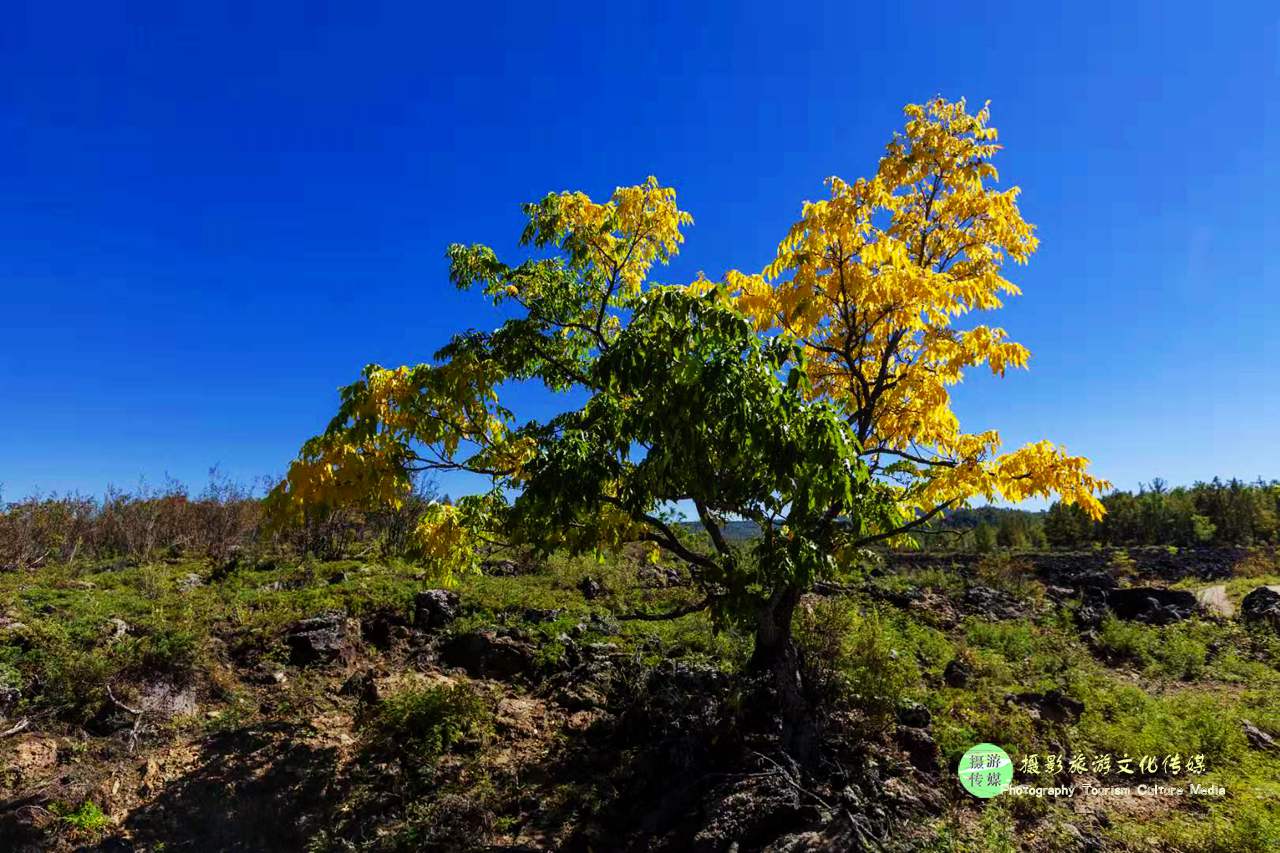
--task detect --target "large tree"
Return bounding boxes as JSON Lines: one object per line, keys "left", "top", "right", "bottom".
{"left": 269, "top": 97, "right": 1106, "bottom": 726}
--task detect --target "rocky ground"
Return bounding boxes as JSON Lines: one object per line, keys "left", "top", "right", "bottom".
{"left": 2, "top": 545, "right": 1279, "bottom": 851}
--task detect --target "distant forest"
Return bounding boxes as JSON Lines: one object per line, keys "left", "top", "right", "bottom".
{"left": 2, "top": 476, "right": 1277, "bottom": 571}
{"left": 931, "top": 478, "right": 1280, "bottom": 551}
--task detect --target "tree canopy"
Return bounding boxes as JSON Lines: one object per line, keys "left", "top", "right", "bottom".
{"left": 268, "top": 97, "right": 1107, "bottom": 657}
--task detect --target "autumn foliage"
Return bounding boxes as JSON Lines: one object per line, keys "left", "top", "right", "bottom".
{"left": 269, "top": 97, "right": 1108, "bottom": 664}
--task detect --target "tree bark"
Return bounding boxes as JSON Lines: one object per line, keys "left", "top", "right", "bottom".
{"left": 750, "top": 582, "right": 815, "bottom": 760}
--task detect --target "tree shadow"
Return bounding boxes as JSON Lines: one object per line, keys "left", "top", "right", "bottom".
{"left": 122, "top": 722, "right": 344, "bottom": 851}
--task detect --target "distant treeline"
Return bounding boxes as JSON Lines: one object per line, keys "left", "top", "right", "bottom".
{"left": 931, "top": 478, "right": 1279, "bottom": 551}
{"left": 0, "top": 471, "right": 441, "bottom": 570}
{"left": 4, "top": 474, "right": 1276, "bottom": 569}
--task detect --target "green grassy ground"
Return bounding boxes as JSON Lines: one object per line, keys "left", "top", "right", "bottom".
{"left": 2, "top": 547, "right": 1278, "bottom": 851}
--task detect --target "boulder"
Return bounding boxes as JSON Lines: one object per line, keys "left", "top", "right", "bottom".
{"left": 1241, "top": 586, "right": 1280, "bottom": 630}
{"left": 1195, "top": 585, "right": 1234, "bottom": 618}
{"left": 441, "top": 630, "right": 537, "bottom": 680}
{"left": 285, "top": 612, "right": 358, "bottom": 666}
{"left": 0, "top": 682, "right": 19, "bottom": 716}
{"left": 1106, "top": 586, "right": 1197, "bottom": 624}
{"left": 1009, "top": 689, "right": 1084, "bottom": 724}
{"left": 943, "top": 658, "right": 972, "bottom": 688}
{"left": 360, "top": 608, "right": 412, "bottom": 650}
{"left": 1242, "top": 719, "right": 1278, "bottom": 752}
{"left": 175, "top": 573, "right": 204, "bottom": 592}
{"left": 414, "top": 589, "right": 460, "bottom": 631}
{"left": 962, "top": 585, "right": 1025, "bottom": 620}
{"left": 577, "top": 576, "right": 605, "bottom": 601}
{"left": 895, "top": 700, "right": 931, "bottom": 729}
{"left": 636, "top": 565, "right": 683, "bottom": 588}
{"left": 895, "top": 724, "right": 940, "bottom": 772}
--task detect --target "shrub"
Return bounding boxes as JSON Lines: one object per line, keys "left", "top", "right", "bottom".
{"left": 366, "top": 681, "right": 493, "bottom": 767}
{"left": 58, "top": 801, "right": 110, "bottom": 834}
{"left": 795, "top": 598, "right": 917, "bottom": 724}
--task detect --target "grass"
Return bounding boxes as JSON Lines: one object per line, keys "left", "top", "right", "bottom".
{"left": 5, "top": 546, "right": 1280, "bottom": 852}
{"left": 365, "top": 680, "right": 494, "bottom": 767}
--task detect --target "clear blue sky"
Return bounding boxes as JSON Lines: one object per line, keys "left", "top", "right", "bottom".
{"left": 2, "top": 1, "right": 1277, "bottom": 505}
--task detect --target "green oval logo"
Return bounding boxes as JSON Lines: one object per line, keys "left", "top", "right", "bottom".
{"left": 958, "top": 743, "right": 1013, "bottom": 798}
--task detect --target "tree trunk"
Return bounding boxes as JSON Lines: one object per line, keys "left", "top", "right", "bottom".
{"left": 750, "top": 583, "right": 815, "bottom": 759}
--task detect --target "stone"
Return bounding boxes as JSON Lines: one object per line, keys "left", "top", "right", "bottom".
{"left": 0, "top": 682, "right": 19, "bottom": 716}
{"left": 1009, "top": 689, "right": 1084, "bottom": 724}
{"left": 895, "top": 700, "right": 931, "bottom": 729}
{"left": 1242, "top": 719, "right": 1279, "bottom": 752}
{"left": 175, "top": 572, "right": 204, "bottom": 592}
{"left": 285, "top": 612, "right": 358, "bottom": 666}
{"left": 895, "top": 725, "right": 940, "bottom": 772}
{"left": 1106, "top": 586, "right": 1197, "bottom": 624}
{"left": 636, "top": 565, "right": 683, "bottom": 588}
{"left": 943, "top": 658, "right": 972, "bottom": 688}
{"left": 1240, "top": 586, "right": 1280, "bottom": 630}
{"left": 480, "top": 558, "right": 523, "bottom": 576}
{"left": 577, "top": 576, "right": 605, "bottom": 600}
{"left": 1195, "top": 584, "right": 1234, "bottom": 618}
{"left": 414, "top": 589, "right": 460, "bottom": 630}
{"left": 360, "top": 609, "right": 412, "bottom": 650}
{"left": 440, "top": 630, "right": 537, "bottom": 680}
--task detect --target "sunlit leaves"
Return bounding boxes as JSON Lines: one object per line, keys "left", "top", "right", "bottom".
{"left": 273, "top": 102, "right": 1107, "bottom": 601}
{"left": 708, "top": 96, "right": 1107, "bottom": 521}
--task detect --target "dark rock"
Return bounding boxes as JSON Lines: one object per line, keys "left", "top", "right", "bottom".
{"left": 1071, "top": 570, "right": 1118, "bottom": 590}
{"left": 360, "top": 609, "right": 412, "bottom": 650}
{"left": 895, "top": 725, "right": 940, "bottom": 772}
{"left": 414, "top": 589, "right": 460, "bottom": 631}
{"left": 578, "top": 576, "right": 605, "bottom": 600}
{"left": 519, "top": 607, "right": 563, "bottom": 624}
{"left": 1009, "top": 689, "right": 1085, "bottom": 724}
{"left": 943, "top": 658, "right": 972, "bottom": 688}
{"left": 962, "top": 585, "right": 1025, "bottom": 619}
{"left": 636, "top": 565, "right": 684, "bottom": 588}
{"left": 326, "top": 571, "right": 348, "bottom": 585}
{"left": 552, "top": 683, "right": 607, "bottom": 711}
{"left": 441, "top": 630, "right": 537, "bottom": 680}
{"left": 692, "top": 763, "right": 807, "bottom": 850}
{"left": 0, "top": 682, "right": 19, "bottom": 715}
{"left": 1241, "top": 586, "right": 1280, "bottom": 630}
{"left": 895, "top": 700, "right": 931, "bottom": 729}
{"left": 1107, "top": 586, "right": 1197, "bottom": 624}
{"left": 339, "top": 670, "right": 381, "bottom": 705}
{"left": 481, "top": 558, "right": 524, "bottom": 576}
{"left": 285, "top": 612, "right": 358, "bottom": 666}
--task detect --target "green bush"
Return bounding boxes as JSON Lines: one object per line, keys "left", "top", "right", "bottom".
{"left": 366, "top": 681, "right": 494, "bottom": 767}
{"left": 795, "top": 599, "right": 918, "bottom": 724}
{"left": 58, "top": 801, "right": 110, "bottom": 834}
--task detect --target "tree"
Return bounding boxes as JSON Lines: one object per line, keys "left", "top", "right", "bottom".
{"left": 268, "top": 98, "right": 1107, "bottom": 740}
{"left": 1044, "top": 500, "right": 1092, "bottom": 549}
{"left": 972, "top": 521, "right": 997, "bottom": 553}
{"left": 996, "top": 513, "right": 1029, "bottom": 549}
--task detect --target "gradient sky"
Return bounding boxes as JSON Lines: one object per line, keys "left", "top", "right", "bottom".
{"left": 2, "top": 1, "right": 1277, "bottom": 505}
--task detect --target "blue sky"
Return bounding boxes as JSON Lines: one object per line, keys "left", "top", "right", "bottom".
{"left": 1, "top": 1, "right": 1277, "bottom": 505}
